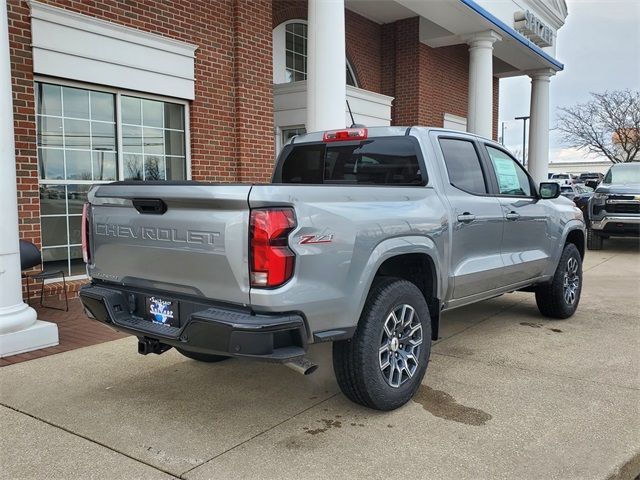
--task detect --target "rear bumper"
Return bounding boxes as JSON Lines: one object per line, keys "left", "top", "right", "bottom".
{"left": 590, "top": 216, "right": 640, "bottom": 235}
{"left": 79, "top": 284, "right": 308, "bottom": 361}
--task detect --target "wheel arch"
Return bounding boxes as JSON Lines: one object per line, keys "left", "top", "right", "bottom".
{"left": 357, "top": 238, "right": 442, "bottom": 341}
{"left": 565, "top": 228, "right": 585, "bottom": 259}
{"left": 544, "top": 222, "right": 586, "bottom": 278}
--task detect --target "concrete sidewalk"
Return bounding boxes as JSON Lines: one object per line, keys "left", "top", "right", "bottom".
{"left": 1, "top": 239, "right": 639, "bottom": 480}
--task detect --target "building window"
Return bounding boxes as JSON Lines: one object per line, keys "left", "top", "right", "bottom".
{"left": 121, "top": 95, "right": 186, "bottom": 181}
{"left": 346, "top": 63, "right": 357, "bottom": 88}
{"left": 285, "top": 22, "right": 307, "bottom": 82}
{"left": 273, "top": 20, "right": 357, "bottom": 86}
{"left": 282, "top": 126, "right": 307, "bottom": 146}
{"left": 36, "top": 81, "right": 188, "bottom": 277}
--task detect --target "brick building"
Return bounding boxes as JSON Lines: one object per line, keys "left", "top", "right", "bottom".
{"left": 1, "top": 0, "right": 567, "bottom": 355}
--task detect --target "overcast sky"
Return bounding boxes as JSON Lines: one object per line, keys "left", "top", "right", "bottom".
{"left": 498, "top": 0, "right": 640, "bottom": 163}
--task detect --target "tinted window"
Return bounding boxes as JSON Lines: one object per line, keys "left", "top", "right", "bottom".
{"left": 439, "top": 138, "right": 487, "bottom": 194}
{"left": 281, "top": 144, "right": 324, "bottom": 183}
{"left": 280, "top": 138, "right": 423, "bottom": 185}
{"left": 603, "top": 164, "right": 640, "bottom": 184}
{"left": 486, "top": 146, "right": 532, "bottom": 196}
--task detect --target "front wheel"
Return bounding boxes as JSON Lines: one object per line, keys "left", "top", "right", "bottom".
{"left": 333, "top": 278, "right": 432, "bottom": 411}
{"left": 535, "top": 243, "right": 583, "bottom": 319}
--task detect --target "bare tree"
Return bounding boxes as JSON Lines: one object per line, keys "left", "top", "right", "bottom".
{"left": 511, "top": 148, "right": 524, "bottom": 164}
{"left": 145, "top": 156, "right": 161, "bottom": 181}
{"left": 125, "top": 155, "right": 143, "bottom": 181}
{"left": 556, "top": 89, "right": 640, "bottom": 163}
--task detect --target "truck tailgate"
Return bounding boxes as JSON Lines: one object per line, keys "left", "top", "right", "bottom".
{"left": 87, "top": 183, "right": 251, "bottom": 305}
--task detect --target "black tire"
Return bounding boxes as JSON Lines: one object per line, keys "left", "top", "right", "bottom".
{"left": 333, "top": 278, "right": 432, "bottom": 411}
{"left": 535, "top": 243, "right": 582, "bottom": 319}
{"left": 587, "top": 228, "right": 603, "bottom": 250}
{"left": 175, "top": 348, "right": 229, "bottom": 363}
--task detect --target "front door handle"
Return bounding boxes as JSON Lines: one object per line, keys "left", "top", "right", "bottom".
{"left": 457, "top": 212, "right": 476, "bottom": 223}
{"left": 505, "top": 211, "right": 520, "bottom": 221}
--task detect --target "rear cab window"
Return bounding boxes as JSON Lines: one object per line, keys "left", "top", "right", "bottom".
{"left": 274, "top": 137, "right": 425, "bottom": 186}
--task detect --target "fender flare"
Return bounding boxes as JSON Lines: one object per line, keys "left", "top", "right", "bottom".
{"left": 547, "top": 220, "right": 586, "bottom": 276}
{"left": 353, "top": 235, "right": 443, "bottom": 340}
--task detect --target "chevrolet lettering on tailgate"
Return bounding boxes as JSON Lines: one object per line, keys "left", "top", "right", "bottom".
{"left": 95, "top": 223, "right": 219, "bottom": 246}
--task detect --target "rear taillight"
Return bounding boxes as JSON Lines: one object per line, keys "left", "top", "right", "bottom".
{"left": 81, "top": 202, "right": 90, "bottom": 264}
{"left": 250, "top": 208, "right": 296, "bottom": 288}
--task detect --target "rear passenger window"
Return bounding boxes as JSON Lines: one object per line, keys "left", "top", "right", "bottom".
{"left": 439, "top": 138, "right": 487, "bottom": 195}
{"left": 279, "top": 137, "right": 424, "bottom": 185}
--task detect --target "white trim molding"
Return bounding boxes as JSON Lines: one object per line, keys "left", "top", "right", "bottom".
{"left": 274, "top": 81, "right": 393, "bottom": 144}
{"left": 525, "top": 0, "right": 568, "bottom": 30}
{"left": 443, "top": 113, "right": 468, "bottom": 132}
{"left": 29, "top": 1, "right": 198, "bottom": 100}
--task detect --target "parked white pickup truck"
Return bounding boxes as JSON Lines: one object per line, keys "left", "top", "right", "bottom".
{"left": 80, "top": 126, "right": 586, "bottom": 410}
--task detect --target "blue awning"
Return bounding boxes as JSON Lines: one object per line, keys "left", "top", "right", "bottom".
{"left": 459, "top": 0, "right": 563, "bottom": 71}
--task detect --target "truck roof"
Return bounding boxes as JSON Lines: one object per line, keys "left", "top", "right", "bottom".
{"left": 288, "top": 126, "right": 489, "bottom": 145}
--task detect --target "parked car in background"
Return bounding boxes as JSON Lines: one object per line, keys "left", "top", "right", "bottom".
{"left": 572, "top": 186, "right": 595, "bottom": 223}
{"left": 550, "top": 173, "right": 574, "bottom": 185}
{"left": 587, "top": 162, "right": 640, "bottom": 250}
{"left": 560, "top": 184, "right": 593, "bottom": 201}
{"left": 579, "top": 172, "right": 604, "bottom": 189}
{"left": 78, "top": 126, "right": 586, "bottom": 411}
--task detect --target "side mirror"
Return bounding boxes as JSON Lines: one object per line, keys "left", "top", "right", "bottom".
{"left": 539, "top": 182, "right": 560, "bottom": 199}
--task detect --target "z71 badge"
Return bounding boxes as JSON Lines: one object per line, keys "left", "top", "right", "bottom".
{"left": 299, "top": 233, "right": 334, "bottom": 245}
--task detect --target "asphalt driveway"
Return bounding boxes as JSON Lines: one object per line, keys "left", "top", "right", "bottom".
{"left": 1, "top": 239, "right": 639, "bottom": 480}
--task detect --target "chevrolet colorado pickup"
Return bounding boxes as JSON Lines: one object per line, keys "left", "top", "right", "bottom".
{"left": 586, "top": 162, "right": 640, "bottom": 250}
{"left": 79, "top": 126, "right": 586, "bottom": 411}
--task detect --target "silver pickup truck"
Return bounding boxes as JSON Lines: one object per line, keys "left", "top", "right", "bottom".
{"left": 79, "top": 126, "right": 586, "bottom": 411}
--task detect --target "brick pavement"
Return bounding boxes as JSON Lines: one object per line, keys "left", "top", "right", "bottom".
{"left": 0, "top": 298, "right": 127, "bottom": 367}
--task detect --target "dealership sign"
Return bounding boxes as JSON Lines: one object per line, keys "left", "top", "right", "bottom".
{"left": 514, "top": 10, "right": 553, "bottom": 48}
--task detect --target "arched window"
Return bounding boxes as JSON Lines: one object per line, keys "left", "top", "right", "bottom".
{"left": 273, "top": 19, "right": 357, "bottom": 87}
{"left": 346, "top": 62, "right": 357, "bottom": 88}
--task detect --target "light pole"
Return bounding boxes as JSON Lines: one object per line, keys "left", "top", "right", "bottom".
{"left": 515, "top": 115, "right": 530, "bottom": 166}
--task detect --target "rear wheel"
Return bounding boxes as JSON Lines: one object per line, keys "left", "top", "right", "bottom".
{"left": 535, "top": 243, "right": 582, "bottom": 319}
{"left": 333, "top": 278, "right": 432, "bottom": 411}
{"left": 587, "top": 228, "right": 603, "bottom": 250}
{"left": 176, "top": 348, "right": 229, "bottom": 363}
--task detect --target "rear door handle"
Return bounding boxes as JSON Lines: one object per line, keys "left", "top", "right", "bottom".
{"left": 505, "top": 211, "right": 520, "bottom": 221}
{"left": 457, "top": 212, "right": 476, "bottom": 223}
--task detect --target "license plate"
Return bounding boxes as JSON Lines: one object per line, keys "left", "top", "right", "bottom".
{"left": 145, "top": 296, "right": 180, "bottom": 327}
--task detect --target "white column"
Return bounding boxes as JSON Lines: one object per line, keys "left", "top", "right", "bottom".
{"left": 466, "top": 31, "right": 501, "bottom": 139}
{"left": 306, "top": 0, "right": 346, "bottom": 132}
{"left": 0, "top": 0, "right": 58, "bottom": 357}
{"left": 527, "top": 69, "right": 555, "bottom": 186}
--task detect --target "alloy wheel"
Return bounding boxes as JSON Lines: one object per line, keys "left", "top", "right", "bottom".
{"left": 563, "top": 256, "right": 580, "bottom": 305}
{"left": 378, "top": 304, "right": 423, "bottom": 388}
